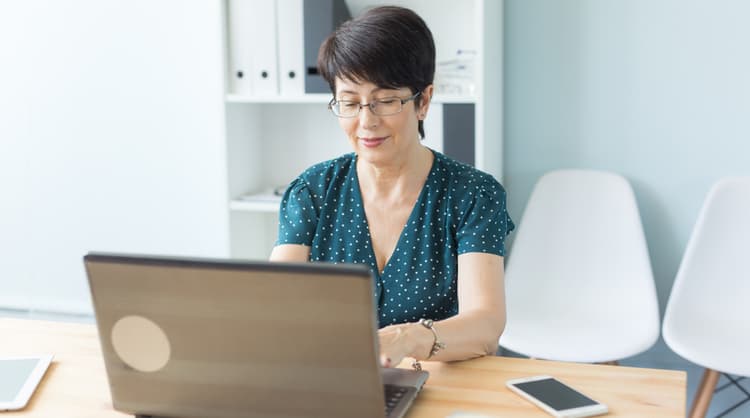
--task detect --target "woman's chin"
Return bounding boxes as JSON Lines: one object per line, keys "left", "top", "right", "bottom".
{"left": 357, "top": 150, "right": 388, "bottom": 166}
{"left": 355, "top": 143, "right": 393, "bottom": 164}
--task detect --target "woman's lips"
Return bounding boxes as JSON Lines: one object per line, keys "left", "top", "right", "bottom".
{"left": 359, "top": 136, "right": 388, "bottom": 148}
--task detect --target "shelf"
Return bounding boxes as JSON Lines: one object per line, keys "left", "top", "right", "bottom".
{"left": 225, "top": 93, "right": 476, "bottom": 104}
{"left": 230, "top": 189, "right": 282, "bottom": 213}
{"left": 226, "top": 94, "right": 331, "bottom": 104}
{"left": 433, "top": 95, "right": 477, "bottom": 104}
{"left": 230, "top": 198, "right": 280, "bottom": 213}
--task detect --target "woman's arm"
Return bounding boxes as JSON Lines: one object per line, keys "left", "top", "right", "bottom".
{"left": 269, "top": 244, "right": 311, "bottom": 262}
{"left": 378, "top": 252, "right": 506, "bottom": 366}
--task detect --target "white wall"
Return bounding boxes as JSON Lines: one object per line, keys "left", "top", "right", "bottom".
{"left": 503, "top": 0, "right": 750, "bottom": 311}
{"left": 0, "top": 1, "right": 229, "bottom": 314}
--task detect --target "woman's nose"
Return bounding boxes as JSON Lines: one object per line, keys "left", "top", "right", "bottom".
{"left": 358, "top": 104, "right": 379, "bottom": 128}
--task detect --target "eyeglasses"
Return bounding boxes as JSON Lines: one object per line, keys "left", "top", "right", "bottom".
{"left": 328, "top": 91, "right": 421, "bottom": 118}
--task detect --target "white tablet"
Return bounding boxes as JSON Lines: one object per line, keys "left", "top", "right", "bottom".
{"left": 0, "top": 355, "right": 54, "bottom": 411}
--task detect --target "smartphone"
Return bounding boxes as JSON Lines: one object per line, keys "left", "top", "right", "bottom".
{"left": 0, "top": 355, "right": 54, "bottom": 411}
{"left": 506, "top": 375, "right": 608, "bottom": 418}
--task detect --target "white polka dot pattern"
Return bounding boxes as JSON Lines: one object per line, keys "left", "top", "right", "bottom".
{"left": 276, "top": 149, "right": 514, "bottom": 327}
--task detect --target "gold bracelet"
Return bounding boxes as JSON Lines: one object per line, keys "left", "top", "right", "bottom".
{"left": 411, "top": 318, "right": 446, "bottom": 371}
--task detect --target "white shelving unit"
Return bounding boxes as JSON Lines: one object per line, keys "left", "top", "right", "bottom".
{"left": 226, "top": 94, "right": 331, "bottom": 104}
{"left": 222, "top": 0, "right": 503, "bottom": 259}
{"left": 226, "top": 93, "right": 478, "bottom": 105}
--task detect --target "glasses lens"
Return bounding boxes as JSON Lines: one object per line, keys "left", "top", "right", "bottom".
{"left": 371, "top": 98, "right": 403, "bottom": 116}
{"left": 333, "top": 101, "right": 359, "bottom": 117}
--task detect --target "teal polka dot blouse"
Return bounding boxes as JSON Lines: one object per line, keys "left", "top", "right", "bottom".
{"left": 277, "top": 149, "right": 514, "bottom": 328}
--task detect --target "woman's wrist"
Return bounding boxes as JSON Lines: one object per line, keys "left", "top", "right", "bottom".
{"left": 406, "top": 321, "right": 436, "bottom": 360}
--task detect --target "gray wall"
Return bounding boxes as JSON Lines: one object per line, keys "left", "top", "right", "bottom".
{"left": 503, "top": 0, "right": 750, "bottom": 312}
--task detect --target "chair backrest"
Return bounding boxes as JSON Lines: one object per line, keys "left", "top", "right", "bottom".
{"left": 502, "top": 169, "right": 659, "bottom": 361}
{"left": 662, "top": 177, "right": 750, "bottom": 376}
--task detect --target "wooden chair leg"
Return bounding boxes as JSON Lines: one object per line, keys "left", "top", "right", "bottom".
{"left": 689, "top": 368, "right": 720, "bottom": 418}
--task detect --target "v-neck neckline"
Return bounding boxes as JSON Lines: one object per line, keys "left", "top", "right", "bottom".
{"left": 352, "top": 149, "right": 437, "bottom": 278}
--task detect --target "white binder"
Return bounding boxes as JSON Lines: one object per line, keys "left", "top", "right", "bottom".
{"left": 250, "top": 0, "right": 279, "bottom": 96}
{"left": 227, "top": 0, "right": 255, "bottom": 95}
{"left": 277, "top": 0, "right": 305, "bottom": 96}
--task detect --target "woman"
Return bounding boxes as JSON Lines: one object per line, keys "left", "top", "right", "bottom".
{"left": 270, "top": 6, "right": 514, "bottom": 369}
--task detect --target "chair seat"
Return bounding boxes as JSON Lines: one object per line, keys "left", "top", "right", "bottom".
{"left": 501, "top": 318, "right": 658, "bottom": 363}
{"left": 664, "top": 314, "right": 750, "bottom": 377}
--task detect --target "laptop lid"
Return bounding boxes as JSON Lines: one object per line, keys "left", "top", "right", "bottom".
{"left": 85, "top": 252, "right": 399, "bottom": 418}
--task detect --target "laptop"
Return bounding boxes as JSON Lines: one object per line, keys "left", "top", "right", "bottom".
{"left": 84, "top": 252, "right": 429, "bottom": 418}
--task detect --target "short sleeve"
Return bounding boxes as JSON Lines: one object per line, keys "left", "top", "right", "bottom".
{"left": 276, "top": 178, "right": 319, "bottom": 246}
{"left": 456, "top": 182, "right": 515, "bottom": 256}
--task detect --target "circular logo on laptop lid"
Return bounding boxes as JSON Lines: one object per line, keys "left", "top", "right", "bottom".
{"left": 111, "top": 315, "right": 171, "bottom": 372}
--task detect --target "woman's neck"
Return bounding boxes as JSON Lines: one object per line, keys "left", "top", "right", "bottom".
{"left": 357, "top": 144, "right": 433, "bottom": 202}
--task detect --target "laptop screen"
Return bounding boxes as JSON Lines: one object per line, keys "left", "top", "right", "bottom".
{"left": 85, "top": 253, "right": 387, "bottom": 418}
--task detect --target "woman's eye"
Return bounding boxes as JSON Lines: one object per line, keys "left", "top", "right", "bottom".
{"left": 377, "top": 99, "right": 397, "bottom": 105}
{"left": 341, "top": 102, "right": 358, "bottom": 108}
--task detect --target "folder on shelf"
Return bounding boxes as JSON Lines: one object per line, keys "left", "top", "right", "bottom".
{"left": 442, "top": 103, "right": 475, "bottom": 166}
{"left": 250, "top": 0, "right": 279, "bottom": 96}
{"left": 303, "top": 0, "right": 351, "bottom": 93}
{"left": 421, "top": 103, "right": 476, "bottom": 165}
{"left": 277, "top": 0, "right": 305, "bottom": 96}
{"left": 226, "top": 0, "right": 255, "bottom": 95}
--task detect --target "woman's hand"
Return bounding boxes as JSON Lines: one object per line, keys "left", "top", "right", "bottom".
{"left": 378, "top": 324, "right": 412, "bottom": 368}
{"left": 378, "top": 323, "right": 430, "bottom": 368}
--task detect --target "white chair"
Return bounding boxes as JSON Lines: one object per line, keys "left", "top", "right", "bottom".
{"left": 499, "top": 169, "right": 660, "bottom": 363}
{"left": 662, "top": 177, "right": 750, "bottom": 418}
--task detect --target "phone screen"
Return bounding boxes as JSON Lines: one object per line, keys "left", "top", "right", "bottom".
{"left": 513, "top": 378, "right": 598, "bottom": 411}
{"left": 0, "top": 359, "right": 41, "bottom": 403}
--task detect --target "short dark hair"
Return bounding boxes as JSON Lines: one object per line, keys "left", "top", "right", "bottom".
{"left": 318, "top": 6, "right": 435, "bottom": 138}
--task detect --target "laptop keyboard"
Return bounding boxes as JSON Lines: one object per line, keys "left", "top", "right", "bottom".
{"left": 384, "top": 384, "right": 409, "bottom": 416}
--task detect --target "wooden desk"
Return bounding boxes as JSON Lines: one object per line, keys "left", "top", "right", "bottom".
{"left": 2, "top": 318, "right": 685, "bottom": 417}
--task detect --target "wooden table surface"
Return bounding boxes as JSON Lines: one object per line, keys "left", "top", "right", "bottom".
{"left": 1, "top": 318, "right": 685, "bottom": 417}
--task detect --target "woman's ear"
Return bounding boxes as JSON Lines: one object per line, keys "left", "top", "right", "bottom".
{"left": 418, "top": 84, "right": 434, "bottom": 120}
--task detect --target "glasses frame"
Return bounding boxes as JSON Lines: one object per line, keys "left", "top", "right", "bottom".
{"left": 328, "top": 91, "right": 422, "bottom": 118}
